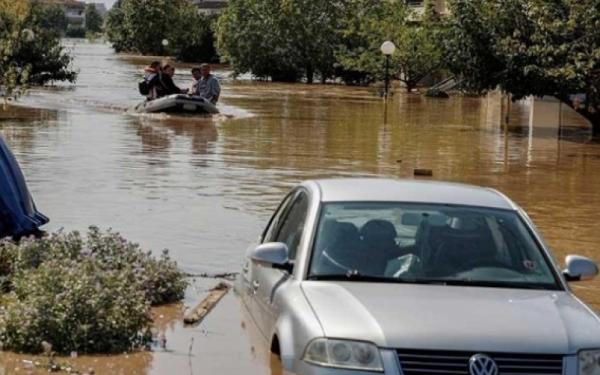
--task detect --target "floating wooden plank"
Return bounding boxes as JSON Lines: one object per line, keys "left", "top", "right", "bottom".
{"left": 183, "top": 282, "right": 231, "bottom": 325}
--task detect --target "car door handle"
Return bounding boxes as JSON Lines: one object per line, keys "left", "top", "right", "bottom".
{"left": 252, "top": 280, "right": 260, "bottom": 293}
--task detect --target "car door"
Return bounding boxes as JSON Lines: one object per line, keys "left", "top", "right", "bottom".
{"left": 252, "top": 189, "right": 310, "bottom": 337}
{"left": 246, "top": 191, "right": 295, "bottom": 333}
{"left": 241, "top": 193, "right": 293, "bottom": 301}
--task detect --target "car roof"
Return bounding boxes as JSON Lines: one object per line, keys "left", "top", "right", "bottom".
{"left": 309, "top": 179, "right": 517, "bottom": 210}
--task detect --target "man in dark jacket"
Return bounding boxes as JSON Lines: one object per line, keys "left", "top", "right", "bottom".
{"left": 156, "top": 64, "right": 184, "bottom": 98}
{"left": 146, "top": 64, "right": 184, "bottom": 100}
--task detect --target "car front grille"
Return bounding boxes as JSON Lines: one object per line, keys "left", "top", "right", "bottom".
{"left": 397, "top": 349, "right": 564, "bottom": 375}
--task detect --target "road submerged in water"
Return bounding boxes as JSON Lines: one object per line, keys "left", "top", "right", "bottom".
{"left": 1, "top": 39, "right": 600, "bottom": 374}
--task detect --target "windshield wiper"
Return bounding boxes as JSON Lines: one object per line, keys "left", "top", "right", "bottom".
{"left": 415, "top": 278, "right": 558, "bottom": 290}
{"left": 308, "top": 273, "right": 396, "bottom": 282}
{"left": 308, "top": 272, "right": 445, "bottom": 284}
{"left": 308, "top": 274, "right": 557, "bottom": 290}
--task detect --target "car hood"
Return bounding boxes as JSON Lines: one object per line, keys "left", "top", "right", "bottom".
{"left": 301, "top": 281, "right": 600, "bottom": 353}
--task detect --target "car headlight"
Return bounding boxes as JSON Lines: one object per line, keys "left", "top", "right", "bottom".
{"left": 580, "top": 350, "right": 600, "bottom": 375}
{"left": 303, "top": 338, "right": 384, "bottom": 372}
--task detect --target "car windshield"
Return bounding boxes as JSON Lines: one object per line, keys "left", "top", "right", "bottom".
{"left": 308, "top": 202, "right": 560, "bottom": 290}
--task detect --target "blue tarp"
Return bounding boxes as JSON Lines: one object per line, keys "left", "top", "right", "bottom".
{"left": 0, "top": 135, "right": 48, "bottom": 239}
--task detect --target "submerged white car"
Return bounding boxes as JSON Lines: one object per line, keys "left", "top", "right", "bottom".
{"left": 238, "top": 179, "right": 600, "bottom": 375}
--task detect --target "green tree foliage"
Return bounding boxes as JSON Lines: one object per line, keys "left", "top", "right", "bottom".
{"left": 216, "top": 0, "right": 341, "bottom": 82}
{"left": 335, "top": 0, "right": 444, "bottom": 91}
{"left": 169, "top": 12, "right": 218, "bottom": 63}
{"left": 0, "top": 0, "right": 77, "bottom": 99}
{"left": 32, "top": 3, "right": 68, "bottom": 34}
{"left": 217, "top": 0, "right": 444, "bottom": 87}
{"left": 105, "top": 0, "right": 130, "bottom": 52}
{"left": 85, "top": 3, "right": 103, "bottom": 34}
{"left": 444, "top": 0, "right": 600, "bottom": 134}
{"left": 106, "top": 0, "right": 217, "bottom": 62}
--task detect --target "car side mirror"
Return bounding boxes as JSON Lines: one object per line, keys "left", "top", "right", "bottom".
{"left": 563, "top": 255, "right": 598, "bottom": 282}
{"left": 250, "top": 242, "right": 292, "bottom": 272}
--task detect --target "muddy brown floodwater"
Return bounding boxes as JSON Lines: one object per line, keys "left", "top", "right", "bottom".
{"left": 1, "top": 40, "right": 600, "bottom": 374}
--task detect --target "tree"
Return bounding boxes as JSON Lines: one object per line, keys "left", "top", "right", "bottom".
{"left": 165, "top": 8, "right": 218, "bottom": 63}
{"left": 216, "top": 0, "right": 341, "bottom": 83}
{"left": 33, "top": 3, "right": 68, "bottom": 35}
{"left": 85, "top": 3, "right": 103, "bottom": 34}
{"left": 1, "top": 0, "right": 77, "bottom": 99}
{"left": 444, "top": 0, "right": 600, "bottom": 135}
{"left": 105, "top": 0, "right": 132, "bottom": 52}
{"left": 335, "top": 0, "right": 444, "bottom": 91}
{"left": 106, "top": 0, "right": 217, "bottom": 62}
{"left": 0, "top": 0, "right": 31, "bottom": 98}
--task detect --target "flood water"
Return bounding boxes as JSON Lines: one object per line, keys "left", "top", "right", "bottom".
{"left": 1, "top": 40, "right": 600, "bottom": 374}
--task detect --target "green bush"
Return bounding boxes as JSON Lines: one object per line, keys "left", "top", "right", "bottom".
{"left": 1, "top": 259, "right": 152, "bottom": 354}
{"left": 0, "top": 228, "right": 187, "bottom": 305}
{"left": 84, "top": 227, "right": 188, "bottom": 305}
{"left": 0, "top": 228, "right": 188, "bottom": 354}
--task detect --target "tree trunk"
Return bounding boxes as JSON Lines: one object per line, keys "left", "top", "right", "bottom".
{"left": 556, "top": 95, "right": 600, "bottom": 137}
{"left": 591, "top": 114, "right": 600, "bottom": 137}
{"left": 575, "top": 109, "right": 600, "bottom": 137}
{"left": 306, "top": 66, "right": 314, "bottom": 84}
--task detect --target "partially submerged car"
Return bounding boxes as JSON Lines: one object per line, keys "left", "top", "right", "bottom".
{"left": 238, "top": 179, "right": 600, "bottom": 375}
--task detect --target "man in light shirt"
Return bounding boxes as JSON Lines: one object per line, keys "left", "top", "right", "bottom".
{"left": 194, "top": 63, "right": 221, "bottom": 105}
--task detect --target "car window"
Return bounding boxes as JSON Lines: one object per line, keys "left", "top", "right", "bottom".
{"left": 273, "top": 192, "right": 309, "bottom": 260}
{"left": 309, "top": 202, "right": 560, "bottom": 290}
{"left": 262, "top": 193, "right": 294, "bottom": 243}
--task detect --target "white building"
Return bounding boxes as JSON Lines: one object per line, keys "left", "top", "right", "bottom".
{"left": 407, "top": 0, "right": 447, "bottom": 15}
{"left": 189, "top": 0, "right": 229, "bottom": 15}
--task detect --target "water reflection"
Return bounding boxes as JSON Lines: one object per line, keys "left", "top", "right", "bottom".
{"left": 129, "top": 116, "right": 218, "bottom": 161}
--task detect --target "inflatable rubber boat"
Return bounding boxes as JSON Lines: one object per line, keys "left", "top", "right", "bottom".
{"left": 0, "top": 136, "right": 48, "bottom": 239}
{"left": 134, "top": 94, "right": 219, "bottom": 115}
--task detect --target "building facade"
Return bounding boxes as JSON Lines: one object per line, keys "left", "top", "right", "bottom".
{"left": 407, "top": 0, "right": 448, "bottom": 14}
{"left": 189, "top": 0, "right": 229, "bottom": 15}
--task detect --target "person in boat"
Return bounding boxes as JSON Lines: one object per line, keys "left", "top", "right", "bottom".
{"left": 194, "top": 63, "right": 221, "bottom": 104}
{"left": 189, "top": 67, "right": 202, "bottom": 95}
{"left": 154, "top": 64, "right": 184, "bottom": 99}
{"left": 140, "top": 61, "right": 161, "bottom": 100}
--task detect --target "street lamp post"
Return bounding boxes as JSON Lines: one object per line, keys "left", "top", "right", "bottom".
{"left": 380, "top": 41, "right": 396, "bottom": 99}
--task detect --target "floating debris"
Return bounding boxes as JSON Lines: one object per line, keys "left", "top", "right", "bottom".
{"left": 414, "top": 168, "right": 433, "bottom": 177}
{"left": 183, "top": 282, "right": 231, "bottom": 325}
{"left": 185, "top": 272, "right": 239, "bottom": 281}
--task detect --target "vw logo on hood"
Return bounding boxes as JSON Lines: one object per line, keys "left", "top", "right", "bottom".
{"left": 469, "top": 354, "right": 499, "bottom": 375}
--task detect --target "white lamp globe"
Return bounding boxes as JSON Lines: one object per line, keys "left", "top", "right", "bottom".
{"left": 380, "top": 41, "right": 396, "bottom": 56}
{"left": 161, "top": 39, "right": 169, "bottom": 47}
{"left": 22, "top": 29, "right": 35, "bottom": 42}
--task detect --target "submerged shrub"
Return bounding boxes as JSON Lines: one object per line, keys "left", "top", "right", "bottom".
{"left": 85, "top": 227, "right": 188, "bottom": 305}
{"left": 1, "top": 259, "right": 152, "bottom": 354}
{"left": 0, "top": 227, "right": 188, "bottom": 354}
{"left": 0, "top": 227, "right": 187, "bottom": 305}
